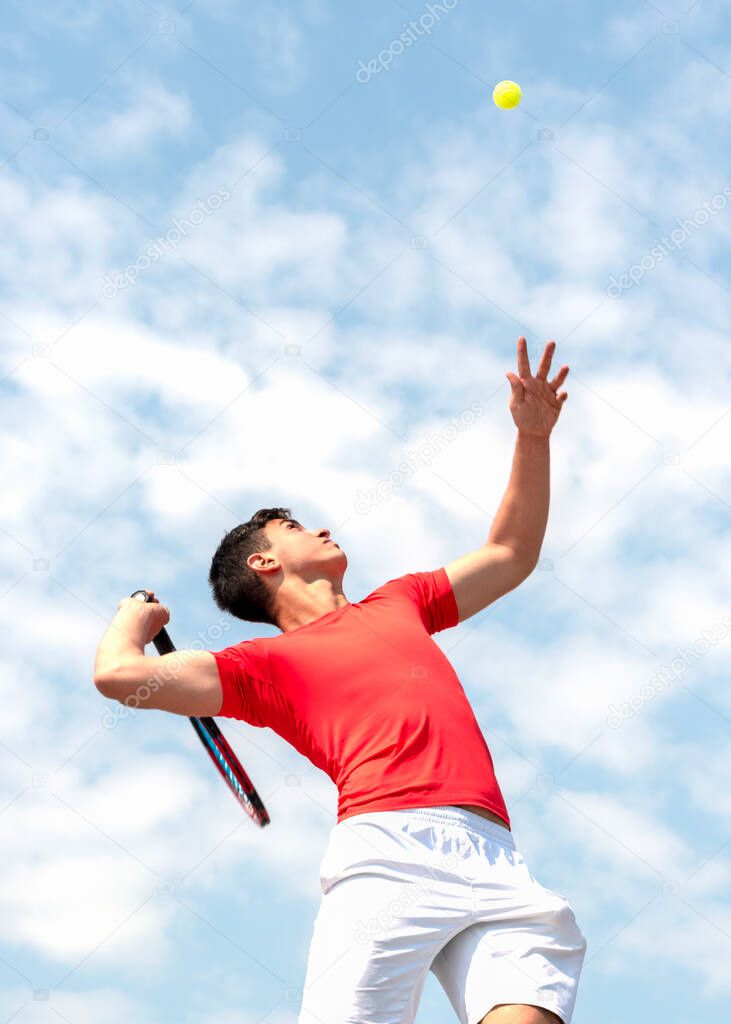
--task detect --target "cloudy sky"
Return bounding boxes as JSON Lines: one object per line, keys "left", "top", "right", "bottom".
{"left": 1, "top": 0, "right": 730, "bottom": 1021}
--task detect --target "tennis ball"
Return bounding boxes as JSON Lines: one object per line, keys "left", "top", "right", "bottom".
{"left": 493, "top": 80, "right": 522, "bottom": 109}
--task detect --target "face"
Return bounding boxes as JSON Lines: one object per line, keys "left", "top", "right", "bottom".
{"left": 249, "top": 518, "right": 348, "bottom": 582}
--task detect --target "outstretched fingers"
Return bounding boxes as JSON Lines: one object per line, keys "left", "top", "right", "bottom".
{"left": 511, "top": 337, "right": 569, "bottom": 410}
{"left": 516, "top": 336, "right": 532, "bottom": 379}
{"left": 506, "top": 370, "right": 525, "bottom": 401}
{"left": 549, "top": 364, "right": 570, "bottom": 391}
{"left": 535, "top": 339, "right": 556, "bottom": 380}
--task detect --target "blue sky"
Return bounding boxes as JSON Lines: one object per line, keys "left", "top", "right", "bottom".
{"left": 1, "top": 1, "right": 730, "bottom": 1022}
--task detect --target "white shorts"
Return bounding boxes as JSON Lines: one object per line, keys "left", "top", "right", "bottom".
{"left": 299, "top": 805, "right": 587, "bottom": 1024}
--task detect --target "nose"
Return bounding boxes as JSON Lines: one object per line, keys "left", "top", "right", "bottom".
{"left": 317, "top": 528, "right": 331, "bottom": 540}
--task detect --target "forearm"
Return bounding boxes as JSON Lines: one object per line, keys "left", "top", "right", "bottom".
{"left": 93, "top": 608, "right": 148, "bottom": 681}
{"left": 487, "top": 431, "right": 550, "bottom": 567}
{"left": 93, "top": 596, "right": 186, "bottom": 707}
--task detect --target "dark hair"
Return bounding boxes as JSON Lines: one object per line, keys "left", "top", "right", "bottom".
{"left": 208, "top": 507, "right": 293, "bottom": 625}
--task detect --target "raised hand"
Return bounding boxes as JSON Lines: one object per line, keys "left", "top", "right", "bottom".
{"left": 505, "top": 337, "right": 569, "bottom": 439}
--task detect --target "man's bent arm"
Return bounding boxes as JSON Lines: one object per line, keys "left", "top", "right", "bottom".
{"left": 93, "top": 599, "right": 223, "bottom": 716}
{"left": 93, "top": 597, "right": 150, "bottom": 683}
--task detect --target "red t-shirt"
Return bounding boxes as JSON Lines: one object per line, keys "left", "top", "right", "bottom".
{"left": 211, "top": 567, "right": 510, "bottom": 827}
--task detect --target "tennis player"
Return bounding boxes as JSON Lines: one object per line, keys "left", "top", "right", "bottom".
{"left": 94, "top": 337, "right": 585, "bottom": 1024}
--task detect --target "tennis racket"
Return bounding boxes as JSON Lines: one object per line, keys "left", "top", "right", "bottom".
{"left": 130, "top": 589, "right": 270, "bottom": 827}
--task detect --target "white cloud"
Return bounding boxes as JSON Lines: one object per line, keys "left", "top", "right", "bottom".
{"left": 2, "top": 987, "right": 156, "bottom": 1024}
{"left": 88, "top": 79, "right": 192, "bottom": 157}
{"left": 682, "top": 741, "right": 731, "bottom": 821}
{"left": 251, "top": 9, "right": 306, "bottom": 94}
{"left": 15, "top": 0, "right": 107, "bottom": 33}
{"left": 596, "top": 889, "right": 731, "bottom": 999}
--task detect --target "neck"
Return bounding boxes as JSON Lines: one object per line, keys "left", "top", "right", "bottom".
{"left": 274, "top": 577, "right": 349, "bottom": 633}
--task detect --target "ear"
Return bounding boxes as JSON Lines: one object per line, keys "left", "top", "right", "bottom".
{"left": 247, "top": 551, "right": 280, "bottom": 574}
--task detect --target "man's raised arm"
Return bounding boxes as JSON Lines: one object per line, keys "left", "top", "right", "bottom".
{"left": 93, "top": 593, "right": 223, "bottom": 717}
{"left": 445, "top": 337, "right": 569, "bottom": 624}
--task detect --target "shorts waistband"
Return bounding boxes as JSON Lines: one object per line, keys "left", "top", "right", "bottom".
{"left": 346, "top": 805, "right": 516, "bottom": 849}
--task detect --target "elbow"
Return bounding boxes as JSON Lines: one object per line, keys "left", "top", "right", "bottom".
{"left": 499, "top": 543, "right": 540, "bottom": 581}
{"left": 509, "top": 568, "right": 534, "bottom": 595}
{"left": 511, "top": 557, "right": 538, "bottom": 587}
{"left": 93, "top": 667, "right": 120, "bottom": 700}
{"left": 507, "top": 547, "right": 539, "bottom": 577}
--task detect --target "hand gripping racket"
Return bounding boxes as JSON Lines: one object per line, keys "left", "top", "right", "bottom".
{"left": 130, "top": 590, "right": 270, "bottom": 827}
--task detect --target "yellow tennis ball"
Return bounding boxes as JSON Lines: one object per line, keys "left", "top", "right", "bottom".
{"left": 493, "top": 80, "right": 522, "bottom": 109}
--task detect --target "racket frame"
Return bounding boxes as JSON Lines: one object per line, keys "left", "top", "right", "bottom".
{"left": 129, "top": 589, "right": 270, "bottom": 827}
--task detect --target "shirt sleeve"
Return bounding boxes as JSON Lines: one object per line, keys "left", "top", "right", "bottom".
{"left": 381, "top": 566, "right": 459, "bottom": 634}
{"left": 210, "top": 640, "right": 269, "bottom": 726}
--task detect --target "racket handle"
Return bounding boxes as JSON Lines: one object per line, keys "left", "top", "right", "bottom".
{"left": 130, "top": 589, "right": 175, "bottom": 655}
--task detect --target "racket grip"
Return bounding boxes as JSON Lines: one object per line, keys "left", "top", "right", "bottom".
{"left": 130, "top": 589, "right": 175, "bottom": 656}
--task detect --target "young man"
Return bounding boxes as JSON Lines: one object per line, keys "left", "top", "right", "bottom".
{"left": 94, "top": 338, "right": 585, "bottom": 1024}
